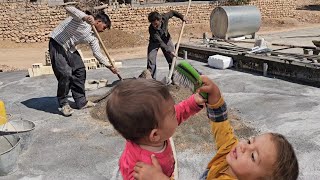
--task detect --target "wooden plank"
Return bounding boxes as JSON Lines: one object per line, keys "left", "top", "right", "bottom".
{"left": 272, "top": 43, "right": 319, "bottom": 50}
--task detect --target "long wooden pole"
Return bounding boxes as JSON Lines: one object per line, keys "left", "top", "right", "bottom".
{"left": 167, "top": 0, "right": 192, "bottom": 81}
{"left": 92, "top": 25, "right": 123, "bottom": 80}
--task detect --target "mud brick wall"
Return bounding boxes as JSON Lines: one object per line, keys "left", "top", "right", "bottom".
{"left": 0, "top": 2, "right": 67, "bottom": 43}
{"left": 106, "top": 0, "right": 297, "bottom": 32}
{"left": 105, "top": 2, "right": 220, "bottom": 32}
{"left": 0, "top": 0, "right": 101, "bottom": 43}
{"left": 0, "top": 0, "right": 297, "bottom": 43}
{"left": 251, "top": 0, "right": 297, "bottom": 18}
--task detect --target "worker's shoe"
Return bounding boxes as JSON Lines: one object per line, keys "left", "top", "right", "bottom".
{"left": 60, "top": 104, "right": 74, "bottom": 117}
{"left": 81, "top": 101, "right": 96, "bottom": 109}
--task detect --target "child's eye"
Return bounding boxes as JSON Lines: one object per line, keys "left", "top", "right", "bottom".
{"left": 251, "top": 153, "right": 255, "bottom": 162}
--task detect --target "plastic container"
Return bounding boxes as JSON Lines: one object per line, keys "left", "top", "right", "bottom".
{"left": 208, "top": 55, "right": 233, "bottom": 69}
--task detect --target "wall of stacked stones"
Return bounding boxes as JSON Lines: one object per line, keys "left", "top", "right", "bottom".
{"left": 0, "top": 2, "right": 66, "bottom": 43}
{"left": 0, "top": 0, "right": 297, "bottom": 43}
{"left": 251, "top": 0, "right": 297, "bottom": 19}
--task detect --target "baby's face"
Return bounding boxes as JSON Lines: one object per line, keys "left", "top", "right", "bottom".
{"left": 157, "top": 98, "right": 177, "bottom": 141}
{"left": 226, "top": 133, "right": 277, "bottom": 179}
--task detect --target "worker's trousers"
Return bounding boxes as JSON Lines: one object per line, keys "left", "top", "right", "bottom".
{"left": 49, "top": 38, "right": 87, "bottom": 109}
{"left": 147, "top": 39, "right": 175, "bottom": 79}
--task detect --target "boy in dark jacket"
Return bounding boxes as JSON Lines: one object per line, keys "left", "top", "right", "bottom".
{"left": 147, "top": 11, "right": 186, "bottom": 79}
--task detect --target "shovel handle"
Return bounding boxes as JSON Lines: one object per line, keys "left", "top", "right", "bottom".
{"left": 167, "top": 0, "right": 192, "bottom": 81}
{"left": 92, "top": 25, "right": 123, "bottom": 80}
{"left": 116, "top": 73, "right": 122, "bottom": 80}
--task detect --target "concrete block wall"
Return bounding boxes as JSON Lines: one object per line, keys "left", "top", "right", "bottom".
{"left": 0, "top": 0, "right": 297, "bottom": 43}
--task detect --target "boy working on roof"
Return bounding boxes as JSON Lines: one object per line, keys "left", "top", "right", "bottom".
{"left": 49, "top": 5, "right": 117, "bottom": 116}
{"left": 147, "top": 11, "right": 186, "bottom": 79}
{"left": 107, "top": 78, "right": 205, "bottom": 179}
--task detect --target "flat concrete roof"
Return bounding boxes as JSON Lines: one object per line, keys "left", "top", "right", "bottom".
{"left": 1, "top": 27, "right": 320, "bottom": 179}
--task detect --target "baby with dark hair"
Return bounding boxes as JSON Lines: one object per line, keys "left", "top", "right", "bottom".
{"left": 107, "top": 78, "right": 205, "bottom": 179}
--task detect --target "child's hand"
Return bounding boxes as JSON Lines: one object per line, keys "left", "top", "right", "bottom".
{"left": 194, "top": 93, "right": 206, "bottom": 106}
{"left": 107, "top": 66, "right": 118, "bottom": 74}
{"left": 133, "top": 155, "right": 169, "bottom": 180}
{"left": 197, "top": 75, "right": 221, "bottom": 105}
{"left": 83, "top": 15, "right": 95, "bottom": 25}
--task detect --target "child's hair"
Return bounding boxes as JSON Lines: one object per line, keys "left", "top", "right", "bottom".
{"left": 95, "top": 11, "right": 111, "bottom": 29}
{"left": 85, "top": 10, "right": 93, "bottom": 16}
{"left": 85, "top": 10, "right": 111, "bottom": 29}
{"left": 270, "top": 133, "right": 299, "bottom": 180}
{"left": 106, "top": 78, "right": 172, "bottom": 142}
{"left": 148, "top": 11, "right": 162, "bottom": 23}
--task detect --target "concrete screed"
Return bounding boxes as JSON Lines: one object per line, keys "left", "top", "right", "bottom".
{"left": 1, "top": 27, "right": 320, "bottom": 179}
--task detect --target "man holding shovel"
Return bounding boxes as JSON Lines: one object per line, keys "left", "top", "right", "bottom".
{"left": 49, "top": 5, "right": 117, "bottom": 117}
{"left": 147, "top": 11, "right": 186, "bottom": 79}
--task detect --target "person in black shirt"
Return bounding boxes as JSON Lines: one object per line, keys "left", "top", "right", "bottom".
{"left": 147, "top": 11, "right": 185, "bottom": 79}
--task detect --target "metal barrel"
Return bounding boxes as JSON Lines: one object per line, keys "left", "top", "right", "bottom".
{"left": 210, "top": 5, "right": 261, "bottom": 39}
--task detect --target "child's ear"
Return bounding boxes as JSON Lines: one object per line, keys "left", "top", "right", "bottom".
{"left": 149, "top": 129, "right": 161, "bottom": 142}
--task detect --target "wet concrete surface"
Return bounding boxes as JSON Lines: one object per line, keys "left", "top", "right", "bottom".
{"left": 1, "top": 27, "right": 320, "bottom": 179}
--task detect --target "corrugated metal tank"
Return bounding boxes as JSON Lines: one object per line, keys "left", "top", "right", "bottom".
{"left": 210, "top": 5, "right": 262, "bottom": 39}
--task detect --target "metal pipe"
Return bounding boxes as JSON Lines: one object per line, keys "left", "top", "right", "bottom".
{"left": 183, "top": 50, "right": 188, "bottom": 60}
{"left": 263, "top": 63, "right": 268, "bottom": 76}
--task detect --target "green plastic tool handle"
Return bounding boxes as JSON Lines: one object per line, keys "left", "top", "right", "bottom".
{"left": 179, "top": 61, "right": 208, "bottom": 99}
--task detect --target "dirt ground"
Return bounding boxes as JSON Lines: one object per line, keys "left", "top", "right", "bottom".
{"left": 1, "top": 0, "right": 320, "bottom": 72}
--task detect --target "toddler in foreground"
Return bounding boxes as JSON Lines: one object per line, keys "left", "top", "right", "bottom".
{"left": 107, "top": 78, "right": 205, "bottom": 179}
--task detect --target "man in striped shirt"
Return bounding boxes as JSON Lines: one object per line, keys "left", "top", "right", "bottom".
{"left": 49, "top": 5, "right": 117, "bottom": 116}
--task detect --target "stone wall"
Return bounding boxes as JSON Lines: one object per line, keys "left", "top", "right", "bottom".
{"left": 0, "top": 0, "right": 297, "bottom": 43}
{"left": 105, "top": 2, "right": 220, "bottom": 32}
{"left": 106, "top": 0, "right": 297, "bottom": 32}
{"left": 252, "top": 0, "right": 297, "bottom": 18}
{"left": 0, "top": 2, "right": 67, "bottom": 43}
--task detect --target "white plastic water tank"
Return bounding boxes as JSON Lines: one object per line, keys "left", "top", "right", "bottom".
{"left": 208, "top": 55, "right": 233, "bottom": 69}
